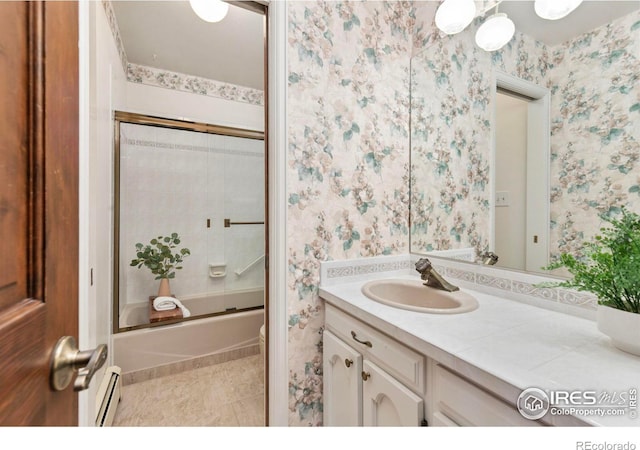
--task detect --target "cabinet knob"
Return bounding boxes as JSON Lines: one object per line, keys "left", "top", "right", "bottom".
{"left": 345, "top": 358, "right": 353, "bottom": 368}
{"left": 361, "top": 371, "right": 370, "bottom": 381}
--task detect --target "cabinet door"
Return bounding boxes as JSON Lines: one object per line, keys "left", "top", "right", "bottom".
{"left": 362, "top": 360, "right": 424, "bottom": 426}
{"left": 431, "top": 411, "right": 460, "bottom": 427}
{"left": 433, "top": 364, "right": 543, "bottom": 426}
{"left": 323, "top": 330, "right": 362, "bottom": 426}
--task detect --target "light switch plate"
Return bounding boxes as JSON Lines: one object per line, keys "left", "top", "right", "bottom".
{"left": 496, "top": 191, "right": 510, "bottom": 207}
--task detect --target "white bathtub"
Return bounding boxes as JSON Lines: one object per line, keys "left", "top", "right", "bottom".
{"left": 113, "top": 306, "right": 264, "bottom": 374}
{"left": 119, "top": 287, "right": 264, "bottom": 328}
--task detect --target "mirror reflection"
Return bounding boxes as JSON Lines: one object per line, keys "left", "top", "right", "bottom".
{"left": 410, "top": 1, "right": 640, "bottom": 274}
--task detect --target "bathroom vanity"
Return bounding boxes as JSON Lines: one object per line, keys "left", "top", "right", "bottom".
{"left": 319, "top": 255, "right": 640, "bottom": 427}
{"left": 323, "top": 303, "right": 539, "bottom": 426}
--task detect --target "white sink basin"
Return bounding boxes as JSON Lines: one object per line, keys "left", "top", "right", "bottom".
{"left": 361, "top": 279, "right": 478, "bottom": 314}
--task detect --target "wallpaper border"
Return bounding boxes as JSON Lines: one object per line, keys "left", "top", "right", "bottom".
{"left": 101, "top": 0, "right": 264, "bottom": 107}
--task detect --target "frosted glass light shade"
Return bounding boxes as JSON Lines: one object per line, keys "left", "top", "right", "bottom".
{"left": 189, "top": 0, "right": 229, "bottom": 23}
{"left": 435, "top": 0, "right": 477, "bottom": 35}
{"left": 475, "top": 13, "right": 515, "bottom": 52}
{"left": 534, "top": 0, "right": 583, "bottom": 20}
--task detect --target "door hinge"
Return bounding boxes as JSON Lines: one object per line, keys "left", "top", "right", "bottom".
{"left": 421, "top": 419, "right": 429, "bottom": 427}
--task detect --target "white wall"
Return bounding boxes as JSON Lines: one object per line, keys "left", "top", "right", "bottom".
{"left": 125, "top": 82, "right": 264, "bottom": 132}
{"left": 82, "top": 0, "right": 127, "bottom": 425}
{"left": 495, "top": 92, "right": 528, "bottom": 270}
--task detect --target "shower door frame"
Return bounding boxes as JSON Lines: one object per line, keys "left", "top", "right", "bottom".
{"left": 112, "top": 111, "right": 266, "bottom": 334}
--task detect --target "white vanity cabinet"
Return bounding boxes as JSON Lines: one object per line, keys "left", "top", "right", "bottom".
{"left": 323, "top": 304, "right": 425, "bottom": 426}
{"left": 431, "top": 363, "right": 542, "bottom": 427}
{"left": 324, "top": 303, "right": 544, "bottom": 427}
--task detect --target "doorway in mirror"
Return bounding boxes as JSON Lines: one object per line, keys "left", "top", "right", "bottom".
{"left": 492, "top": 73, "right": 550, "bottom": 274}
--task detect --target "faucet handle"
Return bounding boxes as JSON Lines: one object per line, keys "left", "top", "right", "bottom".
{"left": 480, "top": 252, "right": 499, "bottom": 265}
{"left": 415, "top": 257, "right": 432, "bottom": 273}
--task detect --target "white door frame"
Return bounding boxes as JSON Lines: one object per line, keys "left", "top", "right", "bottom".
{"left": 491, "top": 71, "right": 551, "bottom": 272}
{"left": 78, "top": 0, "right": 93, "bottom": 426}
{"left": 267, "top": 0, "right": 289, "bottom": 426}
{"left": 78, "top": 0, "right": 291, "bottom": 426}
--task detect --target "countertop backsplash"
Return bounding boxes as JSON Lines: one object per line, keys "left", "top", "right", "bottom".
{"left": 320, "top": 254, "right": 597, "bottom": 321}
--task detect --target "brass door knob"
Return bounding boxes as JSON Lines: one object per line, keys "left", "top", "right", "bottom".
{"left": 50, "top": 336, "right": 108, "bottom": 392}
{"left": 361, "top": 371, "right": 370, "bottom": 381}
{"left": 345, "top": 358, "right": 353, "bottom": 368}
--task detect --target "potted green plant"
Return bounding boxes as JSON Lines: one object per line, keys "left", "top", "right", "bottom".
{"left": 130, "top": 233, "right": 191, "bottom": 297}
{"left": 543, "top": 208, "right": 640, "bottom": 356}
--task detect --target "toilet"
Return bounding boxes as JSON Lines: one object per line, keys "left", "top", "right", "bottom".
{"left": 259, "top": 324, "right": 265, "bottom": 356}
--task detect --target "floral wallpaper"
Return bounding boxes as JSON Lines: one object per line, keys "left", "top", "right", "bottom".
{"left": 548, "top": 10, "right": 640, "bottom": 261}
{"left": 286, "top": 0, "right": 426, "bottom": 425}
{"left": 409, "top": 9, "right": 639, "bottom": 263}
{"left": 410, "top": 21, "right": 549, "bottom": 256}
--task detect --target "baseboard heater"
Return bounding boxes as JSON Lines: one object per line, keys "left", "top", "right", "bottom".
{"left": 95, "top": 366, "right": 122, "bottom": 427}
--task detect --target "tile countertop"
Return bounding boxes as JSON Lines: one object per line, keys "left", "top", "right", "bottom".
{"left": 319, "top": 272, "right": 640, "bottom": 427}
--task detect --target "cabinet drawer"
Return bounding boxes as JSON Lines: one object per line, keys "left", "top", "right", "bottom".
{"left": 325, "top": 304, "right": 425, "bottom": 394}
{"left": 433, "top": 364, "right": 543, "bottom": 427}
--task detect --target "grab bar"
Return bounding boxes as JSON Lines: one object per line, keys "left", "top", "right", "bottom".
{"left": 235, "top": 254, "right": 265, "bottom": 276}
{"left": 224, "top": 219, "right": 264, "bottom": 228}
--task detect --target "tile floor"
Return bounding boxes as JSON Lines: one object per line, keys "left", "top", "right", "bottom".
{"left": 112, "top": 354, "right": 264, "bottom": 426}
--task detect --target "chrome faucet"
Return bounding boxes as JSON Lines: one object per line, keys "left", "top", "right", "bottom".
{"left": 415, "top": 258, "right": 460, "bottom": 292}
{"left": 480, "top": 251, "right": 499, "bottom": 265}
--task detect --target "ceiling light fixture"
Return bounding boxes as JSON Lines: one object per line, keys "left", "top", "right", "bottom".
{"left": 534, "top": 0, "right": 583, "bottom": 20}
{"left": 435, "top": 0, "right": 477, "bottom": 35}
{"left": 189, "top": 0, "right": 229, "bottom": 23}
{"left": 474, "top": 12, "right": 515, "bottom": 52}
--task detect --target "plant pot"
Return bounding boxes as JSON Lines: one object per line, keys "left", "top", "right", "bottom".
{"left": 597, "top": 305, "right": 640, "bottom": 356}
{"left": 157, "top": 278, "right": 171, "bottom": 297}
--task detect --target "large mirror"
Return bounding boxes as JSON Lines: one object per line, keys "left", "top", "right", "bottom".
{"left": 410, "top": 1, "right": 640, "bottom": 275}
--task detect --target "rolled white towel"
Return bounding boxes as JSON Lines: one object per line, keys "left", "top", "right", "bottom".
{"left": 153, "top": 296, "right": 191, "bottom": 318}
{"left": 153, "top": 297, "right": 177, "bottom": 311}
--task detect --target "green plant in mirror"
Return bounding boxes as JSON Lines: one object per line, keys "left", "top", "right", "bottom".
{"left": 130, "top": 233, "right": 191, "bottom": 280}
{"left": 542, "top": 209, "right": 640, "bottom": 313}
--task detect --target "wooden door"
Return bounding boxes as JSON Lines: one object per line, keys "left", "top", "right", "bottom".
{"left": 362, "top": 360, "right": 423, "bottom": 427}
{"left": 322, "top": 330, "right": 362, "bottom": 426}
{"left": 0, "top": 1, "right": 79, "bottom": 426}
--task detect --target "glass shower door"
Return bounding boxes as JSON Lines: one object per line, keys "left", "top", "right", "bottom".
{"left": 220, "top": 134, "right": 265, "bottom": 312}
{"left": 115, "top": 114, "right": 265, "bottom": 332}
